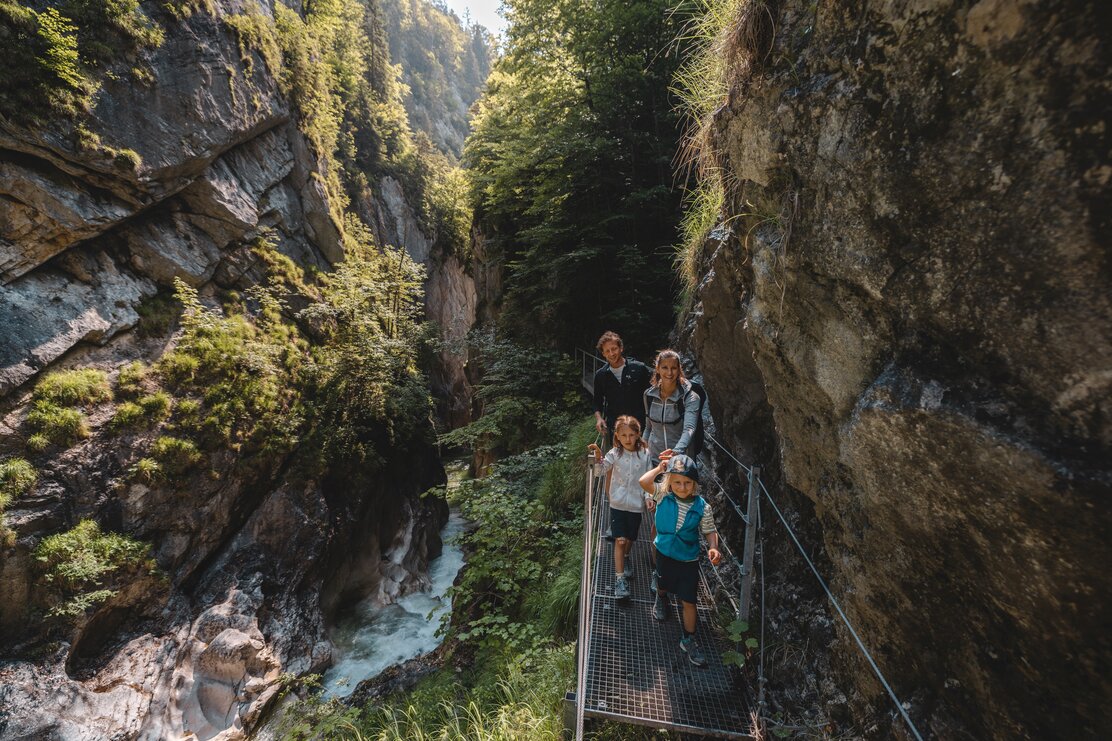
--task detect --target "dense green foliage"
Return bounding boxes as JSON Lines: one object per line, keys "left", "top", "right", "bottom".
{"left": 380, "top": 0, "right": 494, "bottom": 158}
{"left": 34, "top": 519, "right": 157, "bottom": 618}
{"left": 438, "top": 331, "right": 580, "bottom": 457}
{"left": 464, "top": 0, "right": 693, "bottom": 353}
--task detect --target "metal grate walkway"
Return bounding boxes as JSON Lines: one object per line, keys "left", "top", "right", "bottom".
{"left": 580, "top": 499, "right": 752, "bottom": 737}
{"left": 572, "top": 346, "right": 752, "bottom": 738}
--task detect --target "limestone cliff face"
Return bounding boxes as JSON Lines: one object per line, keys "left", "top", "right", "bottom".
{"left": 688, "top": 0, "right": 1110, "bottom": 738}
{"left": 0, "top": 1, "right": 451, "bottom": 738}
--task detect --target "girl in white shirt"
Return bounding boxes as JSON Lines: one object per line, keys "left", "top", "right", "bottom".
{"left": 588, "top": 415, "right": 653, "bottom": 600}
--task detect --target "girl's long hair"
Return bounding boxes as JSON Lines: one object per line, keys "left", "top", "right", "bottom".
{"left": 650, "top": 349, "right": 687, "bottom": 387}
{"left": 611, "top": 415, "right": 648, "bottom": 456}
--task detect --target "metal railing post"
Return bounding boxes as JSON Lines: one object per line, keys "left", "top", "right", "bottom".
{"left": 574, "top": 455, "right": 596, "bottom": 740}
{"left": 738, "top": 466, "right": 760, "bottom": 622}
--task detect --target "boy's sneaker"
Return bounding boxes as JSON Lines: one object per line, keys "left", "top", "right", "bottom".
{"left": 652, "top": 594, "right": 668, "bottom": 621}
{"left": 680, "top": 635, "right": 706, "bottom": 667}
{"left": 613, "top": 576, "right": 630, "bottom": 600}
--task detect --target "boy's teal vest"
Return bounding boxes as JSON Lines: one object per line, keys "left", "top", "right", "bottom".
{"left": 654, "top": 493, "right": 706, "bottom": 562}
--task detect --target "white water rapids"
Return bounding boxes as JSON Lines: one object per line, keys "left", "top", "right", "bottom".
{"left": 322, "top": 509, "right": 467, "bottom": 698}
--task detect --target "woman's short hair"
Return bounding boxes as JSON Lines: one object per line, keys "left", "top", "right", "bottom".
{"left": 596, "top": 331, "right": 623, "bottom": 352}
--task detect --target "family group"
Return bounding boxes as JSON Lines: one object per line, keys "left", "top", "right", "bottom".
{"left": 586, "top": 331, "right": 721, "bottom": 667}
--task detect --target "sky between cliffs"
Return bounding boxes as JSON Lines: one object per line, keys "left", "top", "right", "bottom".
{"left": 445, "top": 0, "right": 507, "bottom": 37}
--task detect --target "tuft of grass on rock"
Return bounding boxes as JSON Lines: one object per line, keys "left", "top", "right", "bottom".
{"left": 34, "top": 369, "right": 111, "bottom": 407}
{"left": 0, "top": 457, "right": 37, "bottom": 512}
{"left": 116, "top": 361, "right": 149, "bottom": 399}
{"left": 25, "top": 368, "right": 111, "bottom": 450}
{"left": 149, "top": 436, "right": 202, "bottom": 477}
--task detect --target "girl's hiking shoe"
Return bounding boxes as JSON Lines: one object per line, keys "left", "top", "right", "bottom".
{"left": 650, "top": 570, "right": 659, "bottom": 593}
{"left": 652, "top": 594, "right": 668, "bottom": 621}
{"left": 680, "top": 635, "right": 706, "bottom": 667}
{"left": 614, "top": 576, "right": 631, "bottom": 600}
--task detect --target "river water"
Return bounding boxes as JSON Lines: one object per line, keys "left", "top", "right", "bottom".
{"left": 321, "top": 509, "right": 467, "bottom": 698}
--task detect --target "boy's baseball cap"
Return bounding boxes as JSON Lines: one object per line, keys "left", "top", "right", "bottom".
{"left": 664, "top": 454, "right": 699, "bottom": 483}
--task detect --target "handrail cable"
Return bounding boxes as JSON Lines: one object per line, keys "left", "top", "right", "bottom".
{"left": 755, "top": 475, "right": 924, "bottom": 741}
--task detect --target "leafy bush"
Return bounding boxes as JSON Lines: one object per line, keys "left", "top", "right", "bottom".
{"left": 34, "top": 519, "right": 156, "bottom": 618}
{"left": 439, "top": 331, "right": 581, "bottom": 457}
{"left": 0, "top": 457, "right": 36, "bottom": 512}
{"left": 157, "top": 279, "right": 302, "bottom": 454}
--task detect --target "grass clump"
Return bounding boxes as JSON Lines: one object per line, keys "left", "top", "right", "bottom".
{"left": 35, "top": 519, "right": 156, "bottom": 618}
{"left": 25, "top": 368, "right": 111, "bottom": 450}
{"left": 0, "top": 457, "right": 37, "bottom": 512}
{"left": 149, "top": 436, "right": 201, "bottom": 477}
{"left": 112, "top": 392, "right": 170, "bottom": 430}
{"left": 116, "top": 361, "right": 148, "bottom": 398}
{"left": 34, "top": 368, "right": 111, "bottom": 407}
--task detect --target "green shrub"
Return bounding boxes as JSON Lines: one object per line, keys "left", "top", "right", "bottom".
{"left": 35, "top": 519, "right": 156, "bottom": 618}
{"left": 139, "top": 392, "right": 171, "bottom": 419}
{"left": 26, "top": 434, "right": 50, "bottom": 453}
{"left": 24, "top": 368, "right": 110, "bottom": 449}
{"left": 0, "top": 457, "right": 37, "bottom": 511}
{"left": 111, "top": 394, "right": 168, "bottom": 430}
{"left": 34, "top": 368, "right": 111, "bottom": 407}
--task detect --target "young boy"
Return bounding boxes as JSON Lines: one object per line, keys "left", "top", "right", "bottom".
{"left": 639, "top": 453, "right": 721, "bottom": 667}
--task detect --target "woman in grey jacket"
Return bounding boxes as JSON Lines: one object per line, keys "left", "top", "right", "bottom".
{"left": 643, "top": 349, "right": 700, "bottom": 464}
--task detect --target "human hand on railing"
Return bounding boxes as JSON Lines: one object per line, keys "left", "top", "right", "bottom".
{"left": 707, "top": 547, "right": 722, "bottom": 566}
{"left": 644, "top": 495, "right": 656, "bottom": 512}
{"left": 587, "top": 443, "right": 603, "bottom": 463}
{"left": 595, "top": 417, "right": 608, "bottom": 435}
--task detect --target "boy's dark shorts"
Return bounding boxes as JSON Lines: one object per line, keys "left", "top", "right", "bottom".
{"left": 610, "top": 509, "right": 642, "bottom": 542}
{"left": 654, "top": 548, "right": 699, "bottom": 604}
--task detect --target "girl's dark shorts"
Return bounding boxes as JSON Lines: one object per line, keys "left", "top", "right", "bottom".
{"left": 654, "top": 548, "right": 699, "bottom": 604}
{"left": 610, "top": 509, "right": 642, "bottom": 542}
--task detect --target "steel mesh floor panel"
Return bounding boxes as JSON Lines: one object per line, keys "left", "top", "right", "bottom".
{"left": 584, "top": 497, "right": 751, "bottom": 738}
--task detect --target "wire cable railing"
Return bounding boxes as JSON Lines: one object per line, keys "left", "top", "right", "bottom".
{"left": 575, "top": 348, "right": 925, "bottom": 741}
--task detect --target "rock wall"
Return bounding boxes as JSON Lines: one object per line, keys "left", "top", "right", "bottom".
{"left": 0, "top": 1, "right": 451, "bottom": 738}
{"left": 688, "top": 0, "right": 1110, "bottom": 738}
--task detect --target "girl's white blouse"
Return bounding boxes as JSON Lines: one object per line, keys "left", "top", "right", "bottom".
{"left": 598, "top": 447, "right": 652, "bottom": 513}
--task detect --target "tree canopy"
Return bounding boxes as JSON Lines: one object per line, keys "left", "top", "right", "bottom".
{"left": 464, "top": 0, "right": 692, "bottom": 356}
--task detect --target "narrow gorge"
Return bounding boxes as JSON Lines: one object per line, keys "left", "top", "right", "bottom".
{"left": 1, "top": 0, "right": 1108, "bottom": 739}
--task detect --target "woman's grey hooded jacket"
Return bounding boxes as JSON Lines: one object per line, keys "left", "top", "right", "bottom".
{"left": 643, "top": 379, "right": 700, "bottom": 462}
